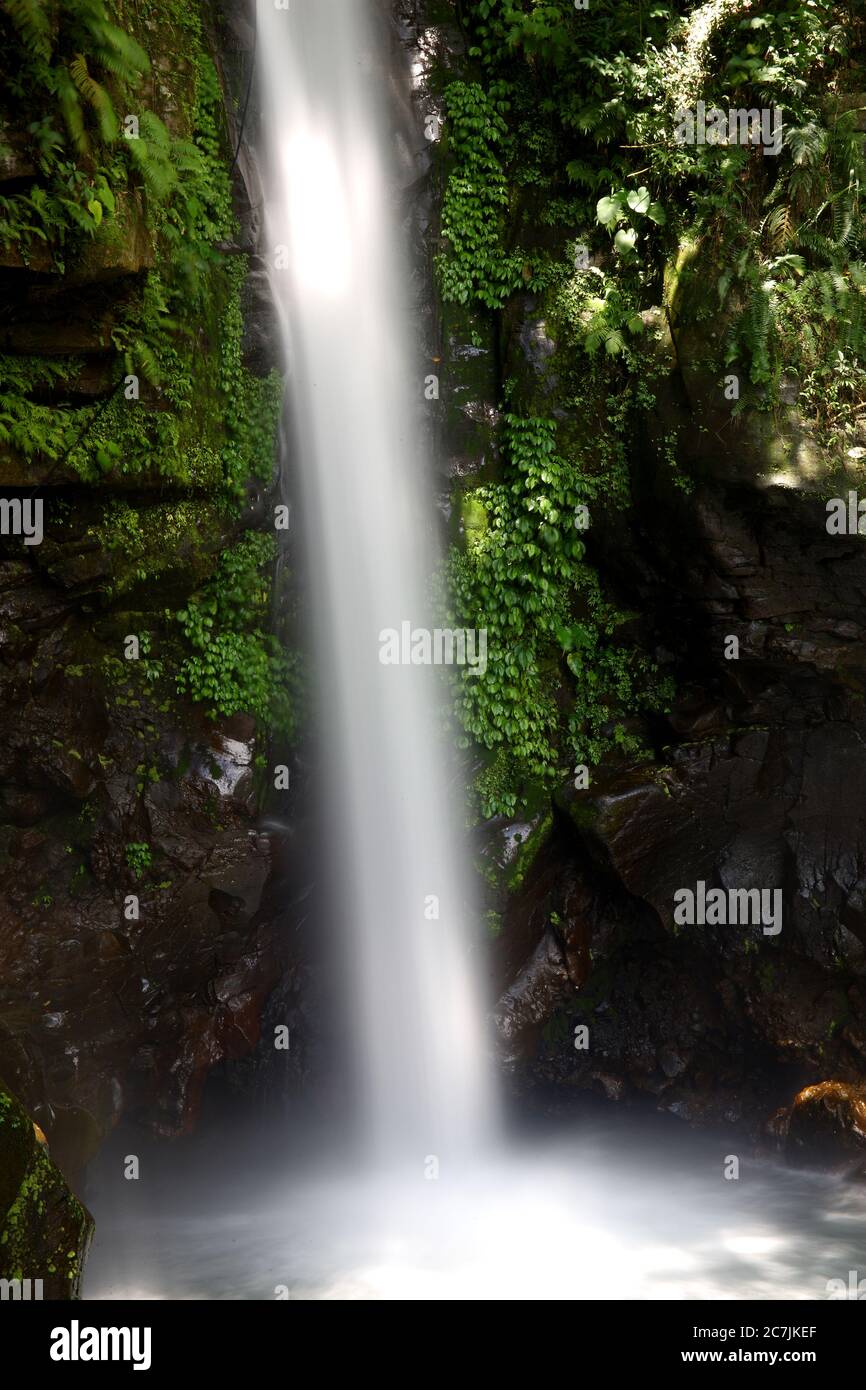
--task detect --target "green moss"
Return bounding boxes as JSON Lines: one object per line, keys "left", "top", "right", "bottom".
{"left": 0, "top": 1087, "right": 91, "bottom": 1296}
{"left": 460, "top": 492, "right": 489, "bottom": 548}
{"left": 508, "top": 810, "right": 554, "bottom": 892}
{"left": 0, "top": 2, "right": 291, "bottom": 740}
{"left": 85, "top": 499, "right": 221, "bottom": 596}
{"left": 0, "top": 27, "right": 278, "bottom": 498}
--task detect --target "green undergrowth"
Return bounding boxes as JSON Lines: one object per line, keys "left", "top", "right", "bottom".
{"left": 446, "top": 409, "right": 672, "bottom": 818}
{"left": 439, "top": 0, "right": 866, "bottom": 408}
{"left": 174, "top": 533, "right": 298, "bottom": 736}
{"left": 0, "top": 17, "right": 281, "bottom": 496}
{"left": 436, "top": 0, "right": 865, "bottom": 815}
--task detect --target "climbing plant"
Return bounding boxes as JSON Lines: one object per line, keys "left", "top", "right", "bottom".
{"left": 174, "top": 534, "right": 297, "bottom": 736}
{"left": 447, "top": 411, "right": 671, "bottom": 817}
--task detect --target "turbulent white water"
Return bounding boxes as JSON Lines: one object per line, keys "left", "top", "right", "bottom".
{"left": 85, "top": 1120, "right": 866, "bottom": 1300}
{"left": 257, "top": 0, "right": 495, "bottom": 1167}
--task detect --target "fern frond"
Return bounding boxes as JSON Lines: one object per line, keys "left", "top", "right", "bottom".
{"left": 763, "top": 204, "right": 795, "bottom": 251}
{"left": 130, "top": 339, "right": 162, "bottom": 387}
{"left": 139, "top": 111, "right": 171, "bottom": 150}
{"left": 126, "top": 138, "right": 176, "bottom": 202}
{"left": 86, "top": 21, "right": 149, "bottom": 81}
{"left": 787, "top": 123, "right": 827, "bottom": 168}
{"left": 2, "top": 0, "right": 51, "bottom": 60}
{"left": 69, "top": 53, "right": 119, "bottom": 142}
{"left": 51, "top": 67, "right": 88, "bottom": 155}
{"left": 832, "top": 189, "right": 855, "bottom": 247}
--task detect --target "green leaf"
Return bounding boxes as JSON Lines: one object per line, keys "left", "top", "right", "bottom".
{"left": 596, "top": 193, "right": 625, "bottom": 227}
{"left": 626, "top": 186, "right": 651, "bottom": 215}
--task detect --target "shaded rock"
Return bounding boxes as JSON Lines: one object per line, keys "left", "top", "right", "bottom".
{"left": 494, "top": 923, "right": 572, "bottom": 1063}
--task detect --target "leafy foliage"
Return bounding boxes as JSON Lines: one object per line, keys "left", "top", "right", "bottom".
{"left": 434, "top": 0, "right": 866, "bottom": 814}
{"left": 446, "top": 412, "right": 671, "bottom": 816}
{"left": 124, "top": 841, "right": 152, "bottom": 879}
{"left": 437, "top": 80, "right": 524, "bottom": 307}
{"left": 175, "top": 534, "right": 297, "bottom": 735}
{"left": 444, "top": 0, "right": 865, "bottom": 405}
{"left": 0, "top": 0, "right": 150, "bottom": 253}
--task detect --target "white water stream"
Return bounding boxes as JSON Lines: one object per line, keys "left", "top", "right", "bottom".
{"left": 258, "top": 0, "right": 495, "bottom": 1169}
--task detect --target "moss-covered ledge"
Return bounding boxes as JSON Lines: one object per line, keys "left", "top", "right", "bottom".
{"left": 0, "top": 1086, "right": 92, "bottom": 1298}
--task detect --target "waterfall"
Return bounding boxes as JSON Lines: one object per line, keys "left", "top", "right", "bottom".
{"left": 257, "top": 0, "right": 496, "bottom": 1169}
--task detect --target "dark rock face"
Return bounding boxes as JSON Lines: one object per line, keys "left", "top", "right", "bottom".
{"left": 482, "top": 312, "right": 866, "bottom": 1139}
{"left": 0, "top": 0, "right": 303, "bottom": 1180}
{"left": 0, "top": 634, "right": 281, "bottom": 1163}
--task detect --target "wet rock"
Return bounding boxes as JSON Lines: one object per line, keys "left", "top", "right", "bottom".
{"left": 773, "top": 1081, "right": 866, "bottom": 1174}
{"left": 240, "top": 261, "right": 282, "bottom": 375}
{"left": 494, "top": 927, "right": 573, "bottom": 1065}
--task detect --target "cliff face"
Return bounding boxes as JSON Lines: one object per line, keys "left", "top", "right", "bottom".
{"left": 407, "top": 0, "right": 866, "bottom": 1151}
{"left": 0, "top": 0, "right": 303, "bottom": 1177}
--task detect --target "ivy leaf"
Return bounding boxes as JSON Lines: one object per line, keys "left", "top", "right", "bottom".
{"left": 613, "top": 227, "right": 637, "bottom": 255}
{"left": 646, "top": 201, "right": 666, "bottom": 225}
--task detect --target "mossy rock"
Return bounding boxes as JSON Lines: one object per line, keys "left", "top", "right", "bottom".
{"left": 68, "top": 189, "right": 155, "bottom": 285}
{"left": 0, "top": 1086, "right": 93, "bottom": 1298}
{"left": 477, "top": 803, "right": 555, "bottom": 902}
{"left": 0, "top": 1088, "right": 31, "bottom": 1218}
{"left": 441, "top": 300, "right": 500, "bottom": 478}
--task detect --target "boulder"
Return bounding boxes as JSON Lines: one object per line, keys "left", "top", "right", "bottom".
{"left": 773, "top": 1082, "right": 866, "bottom": 1174}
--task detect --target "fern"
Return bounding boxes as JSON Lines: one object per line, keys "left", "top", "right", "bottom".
{"left": 86, "top": 22, "right": 149, "bottom": 85}
{"left": 786, "top": 123, "right": 827, "bottom": 168}
{"left": 126, "top": 114, "right": 177, "bottom": 204}
{"left": 69, "top": 53, "right": 118, "bottom": 143}
{"left": 51, "top": 66, "right": 88, "bottom": 155}
{"left": 763, "top": 204, "right": 795, "bottom": 251}
{"left": 1, "top": 0, "right": 50, "bottom": 60}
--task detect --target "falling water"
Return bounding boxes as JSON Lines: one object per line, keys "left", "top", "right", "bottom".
{"left": 257, "top": 0, "right": 496, "bottom": 1168}
{"left": 81, "top": 1, "right": 866, "bottom": 1302}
